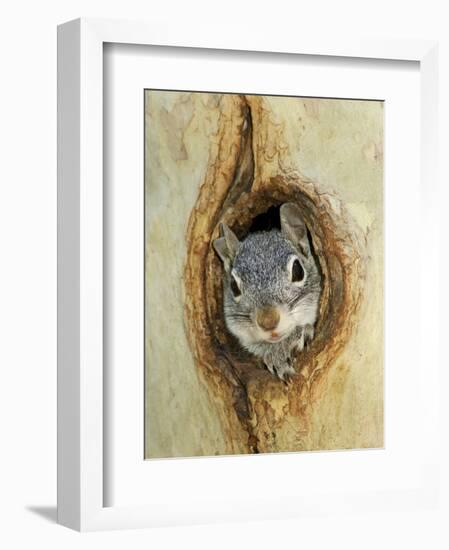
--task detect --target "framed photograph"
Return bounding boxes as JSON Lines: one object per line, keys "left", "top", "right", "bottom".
{"left": 57, "top": 18, "right": 440, "bottom": 530}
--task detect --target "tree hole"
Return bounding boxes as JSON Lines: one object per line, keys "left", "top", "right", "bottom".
{"left": 181, "top": 95, "right": 369, "bottom": 451}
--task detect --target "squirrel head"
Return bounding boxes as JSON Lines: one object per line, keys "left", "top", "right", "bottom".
{"left": 213, "top": 203, "right": 322, "bottom": 349}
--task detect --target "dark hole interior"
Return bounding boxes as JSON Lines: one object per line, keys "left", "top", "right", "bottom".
{"left": 247, "top": 205, "right": 281, "bottom": 233}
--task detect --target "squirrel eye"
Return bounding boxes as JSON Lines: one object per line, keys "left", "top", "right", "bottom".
{"left": 291, "top": 258, "right": 304, "bottom": 283}
{"left": 230, "top": 274, "right": 241, "bottom": 297}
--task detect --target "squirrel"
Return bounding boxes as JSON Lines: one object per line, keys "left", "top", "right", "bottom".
{"left": 213, "top": 203, "right": 322, "bottom": 382}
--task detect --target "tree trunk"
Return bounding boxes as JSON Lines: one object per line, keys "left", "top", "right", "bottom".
{"left": 145, "top": 91, "right": 383, "bottom": 458}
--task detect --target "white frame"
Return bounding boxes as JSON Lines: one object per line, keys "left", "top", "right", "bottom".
{"left": 57, "top": 17, "right": 439, "bottom": 531}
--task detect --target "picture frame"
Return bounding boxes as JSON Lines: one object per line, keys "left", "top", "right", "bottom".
{"left": 57, "top": 17, "right": 440, "bottom": 531}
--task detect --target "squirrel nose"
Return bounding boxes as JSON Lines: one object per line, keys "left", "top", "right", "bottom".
{"left": 256, "top": 307, "right": 280, "bottom": 332}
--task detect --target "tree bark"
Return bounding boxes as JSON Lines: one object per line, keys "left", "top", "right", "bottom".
{"left": 145, "top": 91, "right": 383, "bottom": 458}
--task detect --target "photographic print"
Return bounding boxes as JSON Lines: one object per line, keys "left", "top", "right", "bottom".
{"left": 144, "top": 90, "right": 383, "bottom": 459}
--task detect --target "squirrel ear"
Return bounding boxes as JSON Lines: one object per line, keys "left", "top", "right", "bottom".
{"left": 280, "top": 203, "right": 310, "bottom": 256}
{"left": 212, "top": 223, "right": 240, "bottom": 270}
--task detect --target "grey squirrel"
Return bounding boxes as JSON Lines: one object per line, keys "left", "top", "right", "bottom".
{"left": 213, "top": 203, "right": 322, "bottom": 382}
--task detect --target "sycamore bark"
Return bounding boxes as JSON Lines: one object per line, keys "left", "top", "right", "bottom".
{"left": 145, "top": 91, "right": 383, "bottom": 458}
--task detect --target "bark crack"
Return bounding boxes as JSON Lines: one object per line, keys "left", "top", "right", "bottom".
{"left": 183, "top": 93, "right": 367, "bottom": 455}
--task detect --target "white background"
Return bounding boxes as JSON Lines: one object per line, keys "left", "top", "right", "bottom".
{"left": 105, "top": 44, "right": 427, "bottom": 510}
{"left": 0, "top": 1, "right": 448, "bottom": 549}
